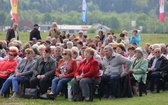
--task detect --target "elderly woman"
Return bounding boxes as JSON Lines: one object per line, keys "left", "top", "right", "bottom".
{"left": 29, "top": 46, "right": 56, "bottom": 98}
{"left": 0, "top": 48, "right": 36, "bottom": 98}
{"left": 127, "top": 44, "right": 136, "bottom": 61}
{"left": 67, "top": 41, "right": 73, "bottom": 49}
{"left": 50, "top": 46, "right": 56, "bottom": 56}
{"left": 129, "top": 47, "right": 148, "bottom": 96}
{"left": 116, "top": 44, "right": 128, "bottom": 58}
{"left": 0, "top": 46, "right": 18, "bottom": 81}
{"left": 52, "top": 46, "right": 63, "bottom": 63}
{"left": 47, "top": 49, "right": 77, "bottom": 98}
{"left": 72, "top": 48, "right": 82, "bottom": 66}
{"left": 71, "top": 47, "right": 100, "bottom": 101}
{"left": 38, "top": 44, "right": 46, "bottom": 56}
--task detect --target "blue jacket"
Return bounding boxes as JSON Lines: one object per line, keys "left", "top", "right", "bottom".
{"left": 130, "top": 35, "right": 141, "bottom": 46}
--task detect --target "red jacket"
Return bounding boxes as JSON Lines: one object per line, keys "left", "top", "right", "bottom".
{"left": 75, "top": 57, "right": 100, "bottom": 80}
{"left": 0, "top": 60, "right": 18, "bottom": 79}
{"left": 55, "top": 58, "right": 77, "bottom": 78}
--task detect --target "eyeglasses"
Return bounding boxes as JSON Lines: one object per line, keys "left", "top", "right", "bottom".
{"left": 25, "top": 52, "right": 31, "bottom": 54}
{"left": 155, "top": 51, "right": 161, "bottom": 54}
{"left": 9, "top": 53, "right": 15, "bottom": 56}
{"left": 62, "top": 53, "right": 67, "bottom": 56}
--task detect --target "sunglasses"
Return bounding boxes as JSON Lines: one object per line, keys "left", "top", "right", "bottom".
{"left": 9, "top": 53, "right": 15, "bottom": 56}
{"left": 62, "top": 53, "right": 67, "bottom": 55}
{"left": 155, "top": 51, "right": 161, "bottom": 54}
{"left": 25, "top": 52, "right": 31, "bottom": 54}
{"left": 45, "top": 50, "right": 50, "bottom": 53}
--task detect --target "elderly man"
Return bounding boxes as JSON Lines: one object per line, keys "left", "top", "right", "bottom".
{"left": 148, "top": 47, "right": 168, "bottom": 93}
{"left": 6, "top": 23, "right": 19, "bottom": 42}
{"left": 100, "top": 45, "right": 131, "bottom": 99}
{"left": 49, "top": 22, "right": 60, "bottom": 38}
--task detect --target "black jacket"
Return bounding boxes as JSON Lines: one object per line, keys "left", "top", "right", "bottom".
{"left": 30, "top": 28, "right": 41, "bottom": 41}
{"left": 149, "top": 55, "right": 168, "bottom": 72}
{"left": 6, "top": 28, "right": 19, "bottom": 42}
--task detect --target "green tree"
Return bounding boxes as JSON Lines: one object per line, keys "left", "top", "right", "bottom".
{"left": 136, "top": 14, "right": 148, "bottom": 33}
{"left": 0, "top": 12, "right": 6, "bottom": 25}
{"left": 42, "top": 13, "right": 52, "bottom": 23}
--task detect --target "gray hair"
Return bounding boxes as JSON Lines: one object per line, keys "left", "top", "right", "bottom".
{"left": 104, "top": 45, "right": 113, "bottom": 51}
{"left": 152, "top": 44, "right": 161, "bottom": 50}
{"left": 160, "top": 43, "right": 166, "bottom": 49}
{"left": 67, "top": 41, "right": 73, "bottom": 46}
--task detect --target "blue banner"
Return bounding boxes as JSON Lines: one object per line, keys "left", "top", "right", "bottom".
{"left": 82, "top": 0, "right": 87, "bottom": 24}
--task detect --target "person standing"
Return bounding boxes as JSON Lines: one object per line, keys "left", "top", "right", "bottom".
{"left": 30, "top": 24, "right": 41, "bottom": 41}
{"left": 130, "top": 29, "right": 141, "bottom": 46}
{"left": 6, "top": 23, "right": 19, "bottom": 42}
{"left": 49, "top": 22, "right": 60, "bottom": 39}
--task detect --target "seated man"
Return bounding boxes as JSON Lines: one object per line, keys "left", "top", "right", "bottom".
{"left": 148, "top": 47, "right": 168, "bottom": 93}
{"left": 100, "top": 45, "right": 131, "bottom": 99}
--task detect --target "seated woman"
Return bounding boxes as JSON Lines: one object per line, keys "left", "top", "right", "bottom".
{"left": 71, "top": 47, "right": 100, "bottom": 101}
{"left": 71, "top": 48, "right": 82, "bottom": 66}
{"left": 0, "top": 46, "right": 18, "bottom": 83}
{"left": 129, "top": 47, "right": 148, "bottom": 96}
{"left": 0, "top": 48, "right": 36, "bottom": 98}
{"left": 29, "top": 46, "right": 56, "bottom": 98}
{"left": 47, "top": 49, "right": 77, "bottom": 98}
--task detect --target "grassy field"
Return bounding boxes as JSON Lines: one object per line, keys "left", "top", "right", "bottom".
{"left": 0, "top": 31, "right": 168, "bottom": 47}
{"left": 0, "top": 91, "right": 168, "bottom": 105}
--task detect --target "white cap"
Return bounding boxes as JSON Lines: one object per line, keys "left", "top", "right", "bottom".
{"left": 135, "top": 47, "right": 144, "bottom": 55}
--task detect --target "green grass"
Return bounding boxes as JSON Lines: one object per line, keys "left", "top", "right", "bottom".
{"left": 0, "top": 92, "right": 168, "bottom": 105}
{"left": 0, "top": 31, "right": 168, "bottom": 47}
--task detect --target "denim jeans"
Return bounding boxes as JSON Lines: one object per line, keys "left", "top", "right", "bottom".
{"left": 51, "top": 76, "right": 71, "bottom": 95}
{"left": 0, "top": 75, "right": 24, "bottom": 93}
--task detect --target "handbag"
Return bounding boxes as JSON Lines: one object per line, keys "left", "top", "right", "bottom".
{"left": 24, "top": 88, "right": 39, "bottom": 99}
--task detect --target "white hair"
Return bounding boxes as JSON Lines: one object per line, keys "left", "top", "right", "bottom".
{"left": 67, "top": 41, "right": 73, "bottom": 46}
{"left": 32, "top": 44, "right": 39, "bottom": 49}
{"left": 71, "top": 46, "right": 78, "bottom": 51}
{"left": 38, "top": 44, "right": 46, "bottom": 51}
{"left": 50, "top": 46, "right": 56, "bottom": 50}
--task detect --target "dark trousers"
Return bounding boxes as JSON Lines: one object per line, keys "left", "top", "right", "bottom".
{"left": 150, "top": 72, "right": 160, "bottom": 92}
{"left": 29, "top": 77, "right": 51, "bottom": 94}
{"left": 100, "top": 74, "right": 120, "bottom": 96}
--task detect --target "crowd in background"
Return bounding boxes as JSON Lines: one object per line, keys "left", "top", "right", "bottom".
{"left": 0, "top": 22, "right": 168, "bottom": 101}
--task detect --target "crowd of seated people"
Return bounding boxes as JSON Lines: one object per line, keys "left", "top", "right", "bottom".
{"left": 0, "top": 26, "right": 167, "bottom": 102}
